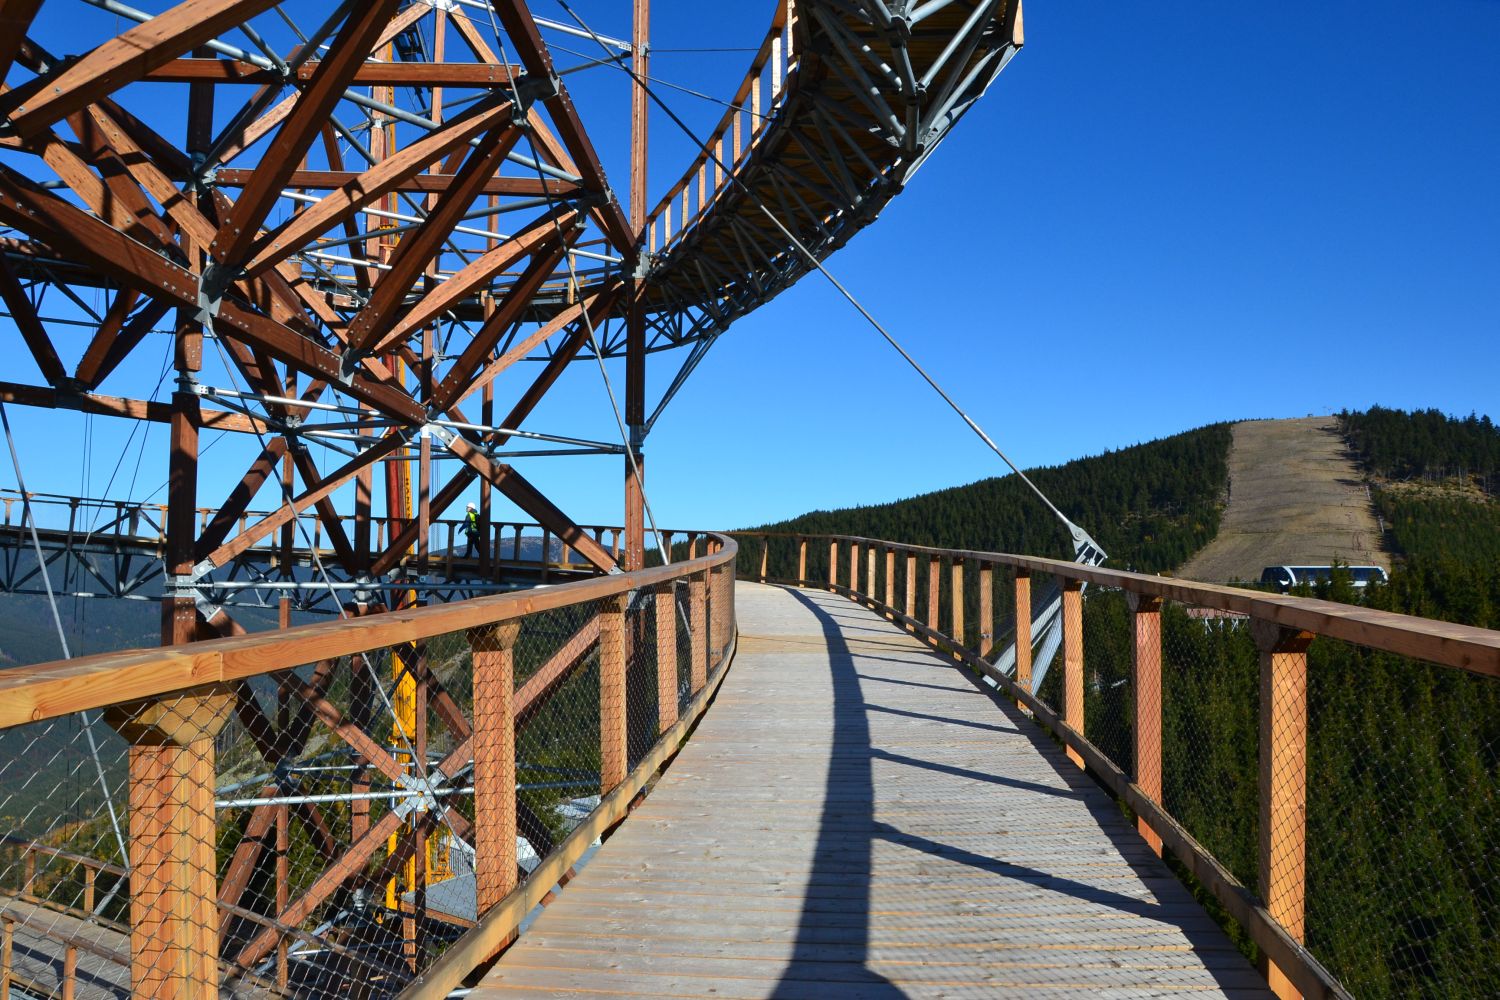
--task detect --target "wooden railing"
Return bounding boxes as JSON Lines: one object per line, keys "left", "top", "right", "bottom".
{"left": 641, "top": 0, "right": 798, "bottom": 256}
{"left": 0, "top": 534, "right": 738, "bottom": 998}
{"left": 730, "top": 531, "right": 1500, "bottom": 1000}
{"left": 1, "top": 487, "right": 729, "bottom": 589}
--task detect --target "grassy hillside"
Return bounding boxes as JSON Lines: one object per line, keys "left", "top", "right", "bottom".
{"left": 742, "top": 423, "right": 1234, "bottom": 573}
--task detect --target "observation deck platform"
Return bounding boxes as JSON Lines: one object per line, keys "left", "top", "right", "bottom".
{"left": 474, "top": 583, "right": 1271, "bottom": 999}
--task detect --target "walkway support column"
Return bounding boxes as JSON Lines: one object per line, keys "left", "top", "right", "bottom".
{"left": 1254, "top": 621, "right": 1313, "bottom": 1000}
{"left": 1061, "top": 579, "right": 1084, "bottom": 768}
{"left": 926, "top": 555, "right": 940, "bottom": 631}
{"left": 884, "top": 547, "right": 895, "bottom": 612}
{"left": 1014, "top": 570, "right": 1032, "bottom": 709}
{"left": 689, "top": 572, "right": 708, "bottom": 692}
{"left": 656, "top": 582, "right": 678, "bottom": 732}
{"left": 978, "top": 563, "right": 994, "bottom": 656}
{"left": 797, "top": 537, "right": 806, "bottom": 584}
{"left": 600, "top": 595, "right": 628, "bottom": 794}
{"left": 470, "top": 623, "right": 521, "bottom": 914}
{"left": 904, "top": 552, "right": 916, "bottom": 624}
{"left": 1129, "top": 594, "right": 1164, "bottom": 855}
{"left": 623, "top": 0, "right": 650, "bottom": 571}
{"left": 108, "top": 692, "right": 232, "bottom": 1000}
{"left": 950, "top": 558, "right": 964, "bottom": 654}
{"left": 113, "top": 188, "right": 234, "bottom": 995}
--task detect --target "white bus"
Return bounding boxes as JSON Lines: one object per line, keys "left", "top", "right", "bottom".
{"left": 1259, "top": 565, "right": 1389, "bottom": 592}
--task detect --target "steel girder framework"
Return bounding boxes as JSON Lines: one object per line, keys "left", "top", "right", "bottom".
{"left": 0, "top": 0, "right": 1024, "bottom": 617}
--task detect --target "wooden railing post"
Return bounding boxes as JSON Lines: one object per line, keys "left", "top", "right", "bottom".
{"left": 83, "top": 866, "right": 95, "bottom": 913}
{"left": 926, "top": 555, "right": 940, "bottom": 631}
{"left": 978, "top": 563, "right": 994, "bottom": 656}
{"left": 599, "top": 595, "right": 628, "bottom": 795}
{"left": 2, "top": 915, "right": 12, "bottom": 1000}
{"left": 656, "top": 582, "right": 678, "bottom": 732}
{"left": 106, "top": 687, "right": 234, "bottom": 999}
{"left": 950, "top": 558, "right": 965, "bottom": 653}
{"left": 1014, "top": 570, "right": 1032, "bottom": 708}
{"left": 884, "top": 547, "right": 895, "bottom": 612}
{"left": 469, "top": 622, "right": 521, "bottom": 917}
{"left": 1129, "top": 593, "right": 1164, "bottom": 855}
{"left": 849, "top": 541, "right": 860, "bottom": 595}
{"left": 866, "top": 546, "right": 876, "bottom": 603}
{"left": 828, "top": 539, "right": 838, "bottom": 590}
{"left": 1254, "top": 621, "right": 1314, "bottom": 1000}
{"left": 62, "top": 945, "right": 76, "bottom": 1000}
{"left": 904, "top": 552, "right": 916, "bottom": 624}
{"left": 758, "top": 536, "right": 769, "bottom": 582}
{"left": 1061, "top": 579, "right": 1085, "bottom": 768}
{"left": 797, "top": 537, "right": 806, "bottom": 584}
{"left": 690, "top": 572, "right": 708, "bottom": 693}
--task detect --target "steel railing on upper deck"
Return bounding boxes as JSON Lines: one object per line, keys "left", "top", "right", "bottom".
{"left": 0, "top": 534, "right": 737, "bottom": 999}
{"left": 730, "top": 531, "right": 1500, "bottom": 1000}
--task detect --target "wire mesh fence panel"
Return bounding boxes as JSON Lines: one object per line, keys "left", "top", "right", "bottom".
{"left": 1299, "top": 638, "right": 1499, "bottom": 1000}
{"left": 1158, "top": 601, "right": 1261, "bottom": 957}
{"left": 0, "top": 710, "right": 132, "bottom": 998}
{"left": 624, "top": 589, "right": 662, "bottom": 772}
{"left": 1081, "top": 587, "right": 1133, "bottom": 777}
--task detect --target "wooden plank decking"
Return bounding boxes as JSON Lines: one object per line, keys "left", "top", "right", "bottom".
{"left": 473, "top": 583, "right": 1273, "bottom": 999}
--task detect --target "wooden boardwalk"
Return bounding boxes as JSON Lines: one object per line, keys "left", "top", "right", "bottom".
{"left": 474, "top": 583, "right": 1272, "bottom": 999}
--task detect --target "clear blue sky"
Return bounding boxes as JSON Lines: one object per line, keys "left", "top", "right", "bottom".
{"left": 1, "top": 1, "right": 1495, "bottom": 538}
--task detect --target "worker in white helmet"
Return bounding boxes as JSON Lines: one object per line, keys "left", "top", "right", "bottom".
{"left": 463, "top": 501, "right": 481, "bottom": 559}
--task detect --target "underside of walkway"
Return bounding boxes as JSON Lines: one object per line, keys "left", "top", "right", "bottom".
{"left": 473, "top": 583, "right": 1272, "bottom": 999}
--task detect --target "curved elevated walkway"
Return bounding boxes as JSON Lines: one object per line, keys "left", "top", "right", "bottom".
{"left": 474, "top": 583, "right": 1272, "bottom": 998}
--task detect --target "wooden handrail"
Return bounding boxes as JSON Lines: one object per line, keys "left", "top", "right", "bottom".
{"left": 0, "top": 534, "right": 736, "bottom": 731}
{"left": 730, "top": 532, "right": 1500, "bottom": 677}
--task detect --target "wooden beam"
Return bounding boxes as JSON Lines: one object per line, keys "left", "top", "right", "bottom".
{"left": 146, "top": 58, "right": 525, "bottom": 85}
{"left": 378, "top": 205, "right": 579, "bottom": 355}
{"left": 469, "top": 623, "right": 520, "bottom": 917}
{"left": 346, "top": 123, "right": 526, "bottom": 353}
{"left": 244, "top": 97, "right": 516, "bottom": 276}
{"left": 1061, "top": 579, "right": 1084, "bottom": 769}
{"left": 211, "top": 0, "right": 402, "bottom": 269}
{"left": 598, "top": 594, "right": 627, "bottom": 794}
{"left": 1255, "top": 621, "right": 1314, "bottom": 1000}
{"left": 486, "top": 0, "right": 635, "bottom": 255}
{"left": 0, "top": 0, "right": 42, "bottom": 83}
{"left": 0, "top": 379, "right": 264, "bottom": 432}
{"left": 426, "top": 232, "right": 577, "bottom": 409}
{"left": 1130, "top": 593, "right": 1164, "bottom": 855}
{"left": 215, "top": 167, "right": 569, "bottom": 197}
{"left": 0, "top": 255, "right": 65, "bottom": 385}
{"left": 2, "top": 0, "right": 285, "bottom": 136}
{"left": 655, "top": 582, "right": 677, "bottom": 733}
{"left": 689, "top": 571, "right": 707, "bottom": 693}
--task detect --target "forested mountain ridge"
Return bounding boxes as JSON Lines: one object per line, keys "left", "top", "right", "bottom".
{"left": 1337, "top": 406, "right": 1500, "bottom": 629}
{"left": 743, "top": 424, "right": 1234, "bottom": 574}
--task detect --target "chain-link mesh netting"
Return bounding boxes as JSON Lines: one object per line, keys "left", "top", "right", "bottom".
{"left": 0, "top": 565, "right": 734, "bottom": 999}
{"left": 1071, "top": 591, "right": 1499, "bottom": 998}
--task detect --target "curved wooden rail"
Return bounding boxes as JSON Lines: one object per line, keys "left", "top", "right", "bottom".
{"left": 0, "top": 534, "right": 738, "bottom": 997}
{"left": 732, "top": 531, "right": 1500, "bottom": 677}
